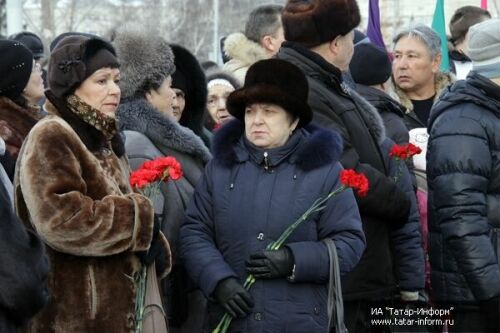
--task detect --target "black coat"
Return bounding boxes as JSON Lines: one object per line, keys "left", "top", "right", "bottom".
{"left": 427, "top": 72, "right": 500, "bottom": 306}
{"left": 355, "top": 84, "right": 409, "bottom": 145}
{"left": 0, "top": 176, "right": 49, "bottom": 332}
{"left": 355, "top": 84, "right": 417, "bottom": 189}
{"left": 277, "top": 42, "right": 423, "bottom": 300}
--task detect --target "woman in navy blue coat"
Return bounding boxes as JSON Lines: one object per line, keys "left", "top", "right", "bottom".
{"left": 180, "top": 59, "right": 366, "bottom": 333}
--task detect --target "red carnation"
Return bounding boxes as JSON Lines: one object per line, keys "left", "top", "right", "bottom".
{"left": 389, "top": 143, "right": 422, "bottom": 160}
{"left": 130, "top": 156, "right": 183, "bottom": 189}
{"left": 340, "top": 169, "right": 369, "bottom": 197}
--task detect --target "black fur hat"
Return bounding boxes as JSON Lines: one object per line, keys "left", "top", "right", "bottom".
{"left": 226, "top": 59, "right": 312, "bottom": 128}
{"left": 171, "top": 44, "right": 207, "bottom": 136}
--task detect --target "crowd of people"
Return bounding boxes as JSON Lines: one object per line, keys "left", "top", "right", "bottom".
{"left": 0, "top": 0, "right": 499, "bottom": 332}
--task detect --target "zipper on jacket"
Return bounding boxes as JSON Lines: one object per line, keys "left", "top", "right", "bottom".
{"left": 263, "top": 152, "right": 269, "bottom": 170}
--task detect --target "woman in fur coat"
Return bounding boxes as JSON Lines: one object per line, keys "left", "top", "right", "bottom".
{"left": 180, "top": 59, "right": 366, "bottom": 333}
{"left": 113, "top": 27, "right": 212, "bottom": 331}
{"left": 0, "top": 40, "right": 44, "bottom": 173}
{"left": 14, "top": 35, "right": 171, "bottom": 333}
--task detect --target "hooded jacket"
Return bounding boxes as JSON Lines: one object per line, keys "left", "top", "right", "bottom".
{"left": 222, "top": 33, "right": 268, "bottom": 84}
{"left": 276, "top": 42, "right": 424, "bottom": 300}
{"left": 427, "top": 72, "right": 500, "bottom": 306}
{"left": 180, "top": 120, "right": 366, "bottom": 332}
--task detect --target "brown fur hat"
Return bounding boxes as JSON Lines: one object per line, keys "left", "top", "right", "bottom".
{"left": 48, "top": 35, "right": 119, "bottom": 98}
{"left": 282, "top": 0, "right": 361, "bottom": 47}
{"left": 226, "top": 59, "right": 312, "bottom": 128}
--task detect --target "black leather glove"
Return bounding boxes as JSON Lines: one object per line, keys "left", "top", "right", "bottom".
{"left": 246, "top": 247, "right": 294, "bottom": 279}
{"left": 213, "top": 277, "right": 254, "bottom": 318}
{"left": 136, "top": 215, "right": 164, "bottom": 269}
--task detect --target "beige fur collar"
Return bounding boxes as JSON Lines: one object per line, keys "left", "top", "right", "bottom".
{"left": 391, "top": 71, "right": 455, "bottom": 112}
{"left": 223, "top": 32, "right": 268, "bottom": 67}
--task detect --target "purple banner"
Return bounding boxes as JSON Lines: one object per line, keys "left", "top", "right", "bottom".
{"left": 366, "top": 0, "right": 386, "bottom": 49}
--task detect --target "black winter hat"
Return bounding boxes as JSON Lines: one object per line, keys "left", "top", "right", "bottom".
{"left": 0, "top": 39, "right": 34, "bottom": 98}
{"left": 282, "top": 0, "right": 361, "bottom": 47}
{"left": 227, "top": 59, "right": 312, "bottom": 128}
{"left": 349, "top": 43, "right": 392, "bottom": 86}
{"left": 171, "top": 44, "right": 208, "bottom": 135}
{"left": 48, "top": 35, "right": 119, "bottom": 98}
{"left": 9, "top": 31, "right": 44, "bottom": 59}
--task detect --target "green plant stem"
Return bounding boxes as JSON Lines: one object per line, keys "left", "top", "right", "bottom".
{"left": 213, "top": 185, "right": 347, "bottom": 333}
{"left": 134, "top": 265, "right": 147, "bottom": 333}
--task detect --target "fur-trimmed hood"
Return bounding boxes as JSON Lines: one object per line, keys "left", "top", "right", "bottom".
{"left": 391, "top": 71, "right": 455, "bottom": 112}
{"left": 212, "top": 119, "right": 343, "bottom": 171}
{"left": 117, "top": 98, "right": 211, "bottom": 163}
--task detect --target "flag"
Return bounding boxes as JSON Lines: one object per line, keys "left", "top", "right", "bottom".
{"left": 366, "top": 0, "right": 385, "bottom": 49}
{"left": 481, "top": 0, "right": 488, "bottom": 9}
{"left": 431, "top": 0, "right": 450, "bottom": 71}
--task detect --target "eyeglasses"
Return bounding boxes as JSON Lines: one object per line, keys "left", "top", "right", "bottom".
{"left": 32, "top": 63, "right": 42, "bottom": 73}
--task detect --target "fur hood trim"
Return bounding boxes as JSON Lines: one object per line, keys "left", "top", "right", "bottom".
{"left": 113, "top": 24, "right": 175, "bottom": 99}
{"left": 391, "top": 71, "right": 455, "bottom": 112}
{"left": 212, "top": 119, "right": 343, "bottom": 171}
{"left": 117, "top": 98, "right": 211, "bottom": 163}
{"left": 223, "top": 33, "right": 268, "bottom": 68}
{"left": 346, "top": 86, "right": 387, "bottom": 144}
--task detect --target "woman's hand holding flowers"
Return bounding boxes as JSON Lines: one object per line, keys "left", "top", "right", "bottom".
{"left": 213, "top": 278, "right": 255, "bottom": 318}
{"left": 246, "top": 247, "right": 294, "bottom": 279}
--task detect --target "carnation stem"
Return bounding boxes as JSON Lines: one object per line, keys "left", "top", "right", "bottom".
{"left": 212, "top": 185, "right": 347, "bottom": 333}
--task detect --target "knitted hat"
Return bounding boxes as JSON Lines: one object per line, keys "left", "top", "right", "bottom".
{"left": 282, "top": 0, "right": 361, "bottom": 47}
{"left": 9, "top": 31, "right": 44, "bottom": 59}
{"left": 468, "top": 19, "right": 500, "bottom": 79}
{"left": 227, "top": 59, "right": 312, "bottom": 128}
{"left": 0, "top": 39, "right": 33, "bottom": 98}
{"left": 48, "top": 35, "right": 119, "bottom": 98}
{"left": 349, "top": 43, "right": 391, "bottom": 86}
{"left": 113, "top": 25, "right": 175, "bottom": 99}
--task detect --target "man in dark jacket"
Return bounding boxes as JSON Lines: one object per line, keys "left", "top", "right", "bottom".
{"left": 277, "top": 1, "right": 424, "bottom": 332}
{"left": 427, "top": 19, "right": 500, "bottom": 332}
{"left": 350, "top": 42, "right": 410, "bottom": 145}
{"left": 0, "top": 139, "right": 49, "bottom": 332}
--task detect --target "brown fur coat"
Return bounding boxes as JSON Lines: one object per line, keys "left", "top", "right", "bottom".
{"left": 0, "top": 97, "right": 42, "bottom": 159}
{"left": 14, "top": 95, "right": 171, "bottom": 333}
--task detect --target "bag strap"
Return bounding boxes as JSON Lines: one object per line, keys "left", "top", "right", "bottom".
{"left": 323, "top": 238, "right": 347, "bottom": 333}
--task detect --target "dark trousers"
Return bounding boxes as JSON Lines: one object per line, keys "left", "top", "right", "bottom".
{"left": 448, "top": 309, "right": 495, "bottom": 333}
